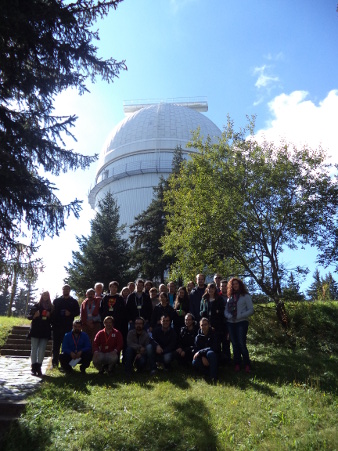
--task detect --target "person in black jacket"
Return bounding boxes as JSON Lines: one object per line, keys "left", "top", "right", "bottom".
{"left": 126, "top": 279, "right": 152, "bottom": 330}
{"left": 28, "top": 291, "right": 53, "bottom": 376}
{"left": 51, "top": 284, "right": 80, "bottom": 368}
{"left": 149, "top": 315, "right": 177, "bottom": 372}
{"left": 176, "top": 313, "right": 199, "bottom": 365}
{"left": 150, "top": 292, "right": 174, "bottom": 331}
{"left": 100, "top": 281, "right": 127, "bottom": 342}
{"left": 193, "top": 317, "right": 219, "bottom": 382}
{"left": 173, "top": 286, "right": 189, "bottom": 334}
{"left": 200, "top": 283, "right": 224, "bottom": 355}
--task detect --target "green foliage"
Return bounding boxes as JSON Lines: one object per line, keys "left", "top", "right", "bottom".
{"left": 0, "top": 0, "right": 126, "bottom": 256}
{"left": 1, "top": 302, "right": 337, "bottom": 450}
{"left": 163, "top": 117, "right": 338, "bottom": 301}
{"left": 129, "top": 146, "right": 185, "bottom": 282}
{"left": 65, "top": 192, "right": 132, "bottom": 297}
{"left": 281, "top": 272, "right": 305, "bottom": 302}
{"left": 307, "top": 269, "right": 338, "bottom": 301}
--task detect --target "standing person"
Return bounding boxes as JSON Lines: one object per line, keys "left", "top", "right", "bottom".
{"left": 149, "top": 287, "right": 159, "bottom": 309}
{"left": 219, "top": 279, "right": 231, "bottom": 364}
{"left": 200, "top": 283, "right": 224, "bottom": 355}
{"left": 93, "top": 316, "right": 123, "bottom": 375}
{"left": 94, "top": 282, "right": 104, "bottom": 300}
{"left": 225, "top": 277, "right": 254, "bottom": 373}
{"left": 173, "top": 286, "right": 189, "bottom": 334}
{"left": 80, "top": 288, "right": 101, "bottom": 346}
{"left": 189, "top": 274, "right": 207, "bottom": 322}
{"left": 193, "top": 317, "right": 219, "bottom": 382}
{"left": 144, "top": 280, "right": 153, "bottom": 295}
{"left": 120, "top": 286, "right": 130, "bottom": 305}
{"left": 59, "top": 320, "right": 92, "bottom": 374}
{"left": 176, "top": 313, "right": 199, "bottom": 366}
{"left": 124, "top": 317, "right": 150, "bottom": 375}
{"left": 28, "top": 291, "right": 53, "bottom": 376}
{"left": 127, "top": 281, "right": 135, "bottom": 294}
{"left": 213, "top": 274, "right": 222, "bottom": 293}
{"left": 126, "top": 279, "right": 152, "bottom": 330}
{"left": 167, "top": 281, "right": 176, "bottom": 307}
{"left": 158, "top": 283, "right": 168, "bottom": 294}
{"left": 100, "top": 281, "right": 127, "bottom": 343}
{"left": 186, "top": 280, "right": 195, "bottom": 295}
{"left": 51, "top": 284, "right": 80, "bottom": 368}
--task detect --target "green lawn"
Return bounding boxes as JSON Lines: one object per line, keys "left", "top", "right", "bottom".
{"left": 0, "top": 316, "right": 30, "bottom": 348}
{"left": 1, "top": 302, "right": 337, "bottom": 450}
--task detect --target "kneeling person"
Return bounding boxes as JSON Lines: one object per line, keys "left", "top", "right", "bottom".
{"left": 125, "top": 317, "right": 150, "bottom": 374}
{"left": 59, "top": 320, "right": 92, "bottom": 374}
{"left": 93, "top": 316, "right": 123, "bottom": 374}
{"left": 149, "top": 315, "right": 177, "bottom": 372}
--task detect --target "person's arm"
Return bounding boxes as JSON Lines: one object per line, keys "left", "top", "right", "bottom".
{"left": 236, "top": 294, "right": 254, "bottom": 320}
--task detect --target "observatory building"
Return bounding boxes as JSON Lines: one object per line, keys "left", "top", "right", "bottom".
{"left": 88, "top": 99, "right": 222, "bottom": 234}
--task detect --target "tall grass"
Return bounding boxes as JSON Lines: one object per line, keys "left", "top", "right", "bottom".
{"left": 1, "top": 302, "right": 337, "bottom": 451}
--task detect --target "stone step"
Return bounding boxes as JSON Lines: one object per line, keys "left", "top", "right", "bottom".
{"left": 11, "top": 326, "right": 31, "bottom": 335}
{"left": 0, "top": 400, "right": 27, "bottom": 416}
{"left": 1, "top": 349, "right": 32, "bottom": 357}
{"left": 5, "top": 339, "right": 52, "bottom": 349}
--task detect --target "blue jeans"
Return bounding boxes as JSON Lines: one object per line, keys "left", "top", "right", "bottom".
{"left": 227, "top": 321, "right": 250, "bottom": 366}
{"left": 192, "top": 350, "right": 218, "bottom": 380}
{"left": 31, "top": 337, "right": 49, "bottom": 364}
{"left": 124, "top": 346, "right": 148, "bottom": 372}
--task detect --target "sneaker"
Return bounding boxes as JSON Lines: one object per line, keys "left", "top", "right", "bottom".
{"left": 235, "top": 364, "right": 240, "bottom": 372}
{"left": 245, "top": 365, "right": 250, "bottom": 373}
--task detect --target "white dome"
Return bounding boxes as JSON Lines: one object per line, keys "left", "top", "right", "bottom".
{"left": 88, "top": 102, "right": 221, "bottom": 232}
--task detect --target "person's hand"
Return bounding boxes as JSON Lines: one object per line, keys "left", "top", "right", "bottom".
{"left": 65, "top": 310, "right": 71, "bottom": 317}
{"left": 33, "top": 311, "right": 40, "bottom": 319}
{"left": 70, "top": 352, "right": 76, "bottom": 359}
{"left": 193, "top": 352, "right": 199, "bottom": 360}
{"left": 156, "top": 345, "right": 163, "bottom": 354}
{"left": 202, "top": 356, "right": 209, "bottom": 367}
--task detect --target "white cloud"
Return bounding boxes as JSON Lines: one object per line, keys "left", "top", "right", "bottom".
{"left": 253, "top": 65, "right": 279, "bottom": 89}
{"left": 256, "top": 89, "right": 338, "bottom": 163}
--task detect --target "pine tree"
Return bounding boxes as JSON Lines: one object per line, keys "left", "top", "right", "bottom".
{"left": 65, "top": 192, "right": 131, "bottom": 297}
{"left": 0, "top": 0, "right": 126, "bottom": 257}
{"left": 129, "top": 146, "right": 184, "bottom": 282}
{"left": 282, "top": 272, "right": 305, "bottom": 302}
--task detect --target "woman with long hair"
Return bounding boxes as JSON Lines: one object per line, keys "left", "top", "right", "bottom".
{"left": 28, "top": 291, "right": 53, "bottom": 376}
{"left": 200, "top": 282, "right": 224, "bottom": 355}
{"left": 173, "top": 286, "right": 189, "bottom": 333}
{"left": 225, "top": 277, "right": 254, "bottom": 373}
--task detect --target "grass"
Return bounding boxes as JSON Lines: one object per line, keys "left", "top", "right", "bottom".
{"left": 1, "top": 302, "right": 337, "bottom": 450}
{"left": 0, "top": 316, "right": 30, "bottom": 348}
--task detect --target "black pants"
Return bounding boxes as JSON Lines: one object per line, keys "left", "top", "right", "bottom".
{"left": 59, "top": 351, "right": 93, "bottom": 372}
{"left": 52, "top": 327, "right": 68, "bottom": 366}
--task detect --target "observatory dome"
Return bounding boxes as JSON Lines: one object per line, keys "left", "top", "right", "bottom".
{"left": 88, "top": 101, "right": 222, "bottom": 233}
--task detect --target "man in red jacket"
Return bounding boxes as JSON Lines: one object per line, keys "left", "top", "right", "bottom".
{"left": 93, "top": 316, "right": 123, "bottom": 375}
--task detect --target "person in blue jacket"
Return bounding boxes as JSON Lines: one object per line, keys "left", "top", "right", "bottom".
{"left": 59, "top": 320, "right": 92, "bottom": 374}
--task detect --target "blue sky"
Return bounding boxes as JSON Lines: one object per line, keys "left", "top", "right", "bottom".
{"left": 35, "top": 0, "right": 338, "bottom": 297}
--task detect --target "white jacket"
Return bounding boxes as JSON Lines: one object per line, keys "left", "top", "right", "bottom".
{"left": 224, "top": 294, "right": 254, "bottom": 323}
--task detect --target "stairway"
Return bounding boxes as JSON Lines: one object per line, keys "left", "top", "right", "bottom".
{"left": 0, "top": 326, "right": 53, "bottom": 442}
{"left": 1, "top": 325, "right": 52, "bottom": 357}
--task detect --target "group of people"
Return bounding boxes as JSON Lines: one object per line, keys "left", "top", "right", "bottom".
{"left": 28, "top": 274, "right": 254, "bottom": 382}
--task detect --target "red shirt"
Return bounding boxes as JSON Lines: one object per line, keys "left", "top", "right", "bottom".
{"left": 93, "top": 328, "right": 123, "bottom": 353}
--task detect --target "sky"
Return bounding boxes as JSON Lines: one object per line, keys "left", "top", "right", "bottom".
{"left": 32, "top": 0, "right": 338, "bottom": 298}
